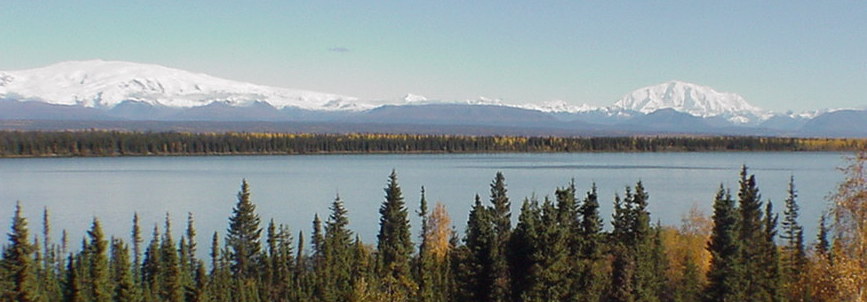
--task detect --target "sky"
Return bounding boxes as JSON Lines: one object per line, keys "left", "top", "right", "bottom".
{"left": 1, "top": 1, "right": 865, "bottom": 112}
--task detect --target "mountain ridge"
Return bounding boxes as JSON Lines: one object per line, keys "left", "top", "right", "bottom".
{"left": 1, "top": 60, "right": 864, "bottom": 137}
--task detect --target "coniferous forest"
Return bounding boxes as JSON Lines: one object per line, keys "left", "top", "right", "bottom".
{"left": 2, "top": 130, "right": 867, "bottom": 157}
{"left": 2, "top": 154, "right": 866, "bottom": 301}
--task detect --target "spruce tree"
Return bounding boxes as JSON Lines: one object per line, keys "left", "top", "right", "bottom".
{"left": 815, "top": 214, "right": 830, "bottom": 257}
{"left": 461, "top": 194, "right": 495, "bottom": 302}
{"left": 508, "top": 197, "right": 539, "bottom": 302}
{"left": 736, "top": 166, "right": 769, "bottom": 301}
{"left": 416, "top": 187, "right": 435, "bottom": 302}
{"left": 1, "top": 202, "right": 38, "bottom": 302}
{"left": 780, "top": 176, "right": 806, "bottom": 300}
{"left": 376, "top": 170, "right": 415, "bottom": 299}
{"left": 141, "top": 225, "right": 162, "bottom": 299}
{"left": 110, "top": 238, "right": 140, "bottom": 302}
{"left": 131, "top": 213, "right": 143, "bottom": 286}
{"left": 226, "top": 179, "right": 262, "bottom": 280}
{"left": 86, "top": 218, "right": 111, "bottom": 302}
{"left": 761, "top": 201, "right": 782, "bottom": 302}
{"left": 704, "top": 185, "right": 745, "bottom": 302}
{"left": 577, "top": 184, "right": 605, "bottom": 302}
{"left": 323, "top": 194, "right": 355, "bottom": 301}
{"left": 160, "top": 214, "right": 183, "bottom": 302}
{"left": 489, "top": 172, "right": 511, "bottom": 302}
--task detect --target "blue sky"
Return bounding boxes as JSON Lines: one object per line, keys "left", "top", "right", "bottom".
{"left": 1, "top": 1, "right": 865, "bottom": 111}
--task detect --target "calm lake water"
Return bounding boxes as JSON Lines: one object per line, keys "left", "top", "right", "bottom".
{"left": 0, "top": 152, "right": 849, "bottom": 256}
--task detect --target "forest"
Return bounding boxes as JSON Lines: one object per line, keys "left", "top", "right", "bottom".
{"left": 1, "top": 154, "right": 866, "bottom": 301}
{"left": 1, "top": 130, "right": 867, "bottom": 157}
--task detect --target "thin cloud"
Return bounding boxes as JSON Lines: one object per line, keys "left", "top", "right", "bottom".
{"left": 328, "top": 47, "right": 351, "bottom": 53}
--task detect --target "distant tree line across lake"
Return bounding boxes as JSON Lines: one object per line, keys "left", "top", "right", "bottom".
{"left": 0, "top": 130, "right": 865, "bottom": 157}
{"left": 2, "top": 154, "right": 866, "bottom": 301}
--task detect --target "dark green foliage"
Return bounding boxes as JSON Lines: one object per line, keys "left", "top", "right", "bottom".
{"left": 226, "top": 180, "right": 262, "bottom": 280}
{"left": 489, "top": 172, "right": 512, "bottom": 302}
{"left": 815, "top": 214, "right": 830, "bottom": 257}
{"left": 1, "top": 130, "right": 862, "bottom": 157}
{"left": 705, "top": 185, "right": 745, "bottom": 302}
{"left": 376, "top": 170, "right": 416, "bottom": 298}
{"left": 141, "top": 226, "right": 161, "bottom": 299}
{"left": 416, "top": 187, "right": 434, "bottom": 302}
{"left": 780, "top": 176, "right": 807, "bottom": 301}
{"left": 1, "top": 202, "right": 38, "bottom": 301}
{"left": 160, "top": 215, "right": 184, "bottom": 302}
{"left": 86, "top": 218, "right": 111, "bottom": 302}
{"left": 321, "top": 195, "right": 355, "bottom": 301}
{"left": 610, "top": 182, "right": 662, "bottom": 302}
{"left": 461, "top": 194, "right": 495, "bottom": 302}
{"left": 110, "top": 238, "right": 140, "bottom": 302}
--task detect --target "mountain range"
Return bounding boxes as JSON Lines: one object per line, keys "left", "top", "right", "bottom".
{"left": 1, "top": 60, "right": 863, "bottom": 137}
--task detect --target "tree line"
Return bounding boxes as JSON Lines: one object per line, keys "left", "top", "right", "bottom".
{"left": 1, "top": 130, "right": 866, "bottom": 157}
{"left": 2, "top": 155, "right": 866, "bottom": 301}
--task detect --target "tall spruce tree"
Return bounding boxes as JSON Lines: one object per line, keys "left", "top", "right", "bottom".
{"left": 416, "top": 187, "right": 435, "bottom": 302}
{"left": 462, "top": 194, "right": 495, "bottom": 302}
{"left": 761, "top": 201, "right": 782, "bottom": 302}
{"left": 489, "top": 172, "right": 511, "bottom": 302}
{"left": 1, "top": 202, "right": 38, "bottom": 302}
{"left": 323, "top": 194, "right": 355, "bottom": 301}
{"left": 736, "top": 166, "right": 772, "bottom": 301}
{"left": 141, "top": 225, "right": 161, "bottom": 299}
{"left": 780, "top": 176, "right": 806, "bottom": 300}
{"left": 131, "top": 213, "right": 143, "bottom": 287}
{"left": 86, "top": 218, "right": 111, "bottom": 302}
{"left": 226, "top": 179, "right": 262, "bottom": 280}
{"left": 376, "top": 170, "right": 415, "bottom": 299}
{"left": 705, "top": 185, "right": 745, "bottom": 302}
{"left": 160, "top": 214, "right": 183, "bottom": 302}
{"left": 109, "top": 238, "right": 140, "bottom": 302}
{"left": 578, "top": 184, "right": 605, "bottom": 302}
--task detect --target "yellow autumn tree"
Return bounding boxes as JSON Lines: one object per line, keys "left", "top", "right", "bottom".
{"left": 809, "top": 152, "right": 867, "bottom": 301}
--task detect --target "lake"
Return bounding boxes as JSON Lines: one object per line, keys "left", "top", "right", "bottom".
{"left": 0, "top": 152, "right": 849, "bottom": 256}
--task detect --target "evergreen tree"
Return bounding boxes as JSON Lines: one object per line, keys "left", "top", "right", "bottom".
{"left": 508, "top": 197, "right": 539, "bottom": 301}
{"left": 489, "top": 172, "right": 511, "bottom": 302}
{"left": 131, "top": 213, "right": 143, "bottom": 286}
{"left": 160, "top": 214, "right": 184, "bottom": 302}
{"left": 780, "top": 176, "right": 806, "bottom": 300}
{"left": 110, "top": 238, "right": 140, "bottom": 302}
{"left": 86, "top": 218, "right": 111, "bottom": 302}
{"left": 63, "top": 253, "right": 85, "bottom": 302}
{"left": 416, "top": 187, "right": 435, "bottom": 302}
{"left": 1, "top": 202, "right": 38, "bottom": 302}
{"left": 815, "top": 214, "right": 830, "bottom": 257}
{"left": 376, "top": 170, "right": 416, "bottom": 299}
{"left": 40, "top": 207, "right": 62, "bottom": 301}
{"left": 736, "top": 166, "right": 770, "bottom": 301}
{"left": 141, "top": 225, "right": 161, "bottom": 299}
{"left": 577, "top": 184, "right": 605, "bottom": 302}
{"left": 704, "top": 185, "right": 745, "bottom": 302}
{"left": 461, "top": 194, "right": 495, "bottom": 302}
{"left": 226, "top": 179, "right": 262, "bottom": 280}
{"left": 760, "top": 201, "right": 782, "bottom": 302}
{"left": 323, "top": 194, "right": 355, "bottom": 301}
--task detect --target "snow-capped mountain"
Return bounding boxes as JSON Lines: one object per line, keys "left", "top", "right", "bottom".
{"left": 612, "top": 80, "right": 769, "bottom": 124}
{"left": 0, "top": 60, "right": 370, "bottom": 111}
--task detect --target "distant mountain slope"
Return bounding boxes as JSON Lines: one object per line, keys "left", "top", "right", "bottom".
{"left": 357, "top": 103, "right": 559, "bottom": 126}
{"left": 800, "top": 110, "right": 867, "bottom": 137}
{"left": 0, "top": 60, "right": 367, "bottom": 111}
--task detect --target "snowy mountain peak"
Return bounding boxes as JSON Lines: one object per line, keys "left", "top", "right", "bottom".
{"left": 0, "top": 60, "right": 369, "bottom": 111}
{"left": 403, "top": 93, "right": 429, "bottom": 104}
{"left": 613, "top": 80, "right": 766, "bottom": 123}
